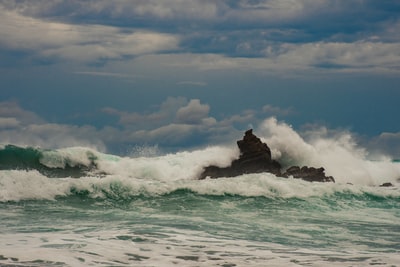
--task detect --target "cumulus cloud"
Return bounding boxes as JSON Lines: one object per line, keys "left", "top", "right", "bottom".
{"left": 100, "top": 97, "right": 219, "bottom": 147}
{"left": 176, "top": 99, "right": 211, "bottom": 124}
{"left": 0, "top": 98, "right": 231, "bottom": 151}
{"left": 0, "top": 123, "right": 107, "bottom": 151}
{"left": 1, "top": 99, "right": 398, "bottom": 157}
{"left": 0, "top": 101, "right": 44, "bottom": 124}
{"left": 102, "top": 96, "right": 187, "bottom": 128}
{"left": 0, "top": 101, "right": 106, "bottom": 150}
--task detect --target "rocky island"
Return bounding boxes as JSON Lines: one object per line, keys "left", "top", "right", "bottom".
{"left": 199, "top": 129, "right": 335, "bottom": 183}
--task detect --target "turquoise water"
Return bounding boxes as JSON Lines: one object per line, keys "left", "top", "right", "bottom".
{"left": 1, "top": 171, "right": 399, "bottom": 266}
{"left": 1, "top": 123, "right": 400, "bottom": 266}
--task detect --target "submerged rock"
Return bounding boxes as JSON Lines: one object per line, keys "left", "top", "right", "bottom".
{"left": 199, "top": 129, "right": 335, "bottom": 183}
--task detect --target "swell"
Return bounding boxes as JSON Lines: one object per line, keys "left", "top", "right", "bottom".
{"left": 0, "top": 145, "right": 99, "bottom": 178}
{"left": 1, "top": 168, "right": 399, "bottom": 208}
{"left": 63, "top": 176, "right": 400, "bottom": 209}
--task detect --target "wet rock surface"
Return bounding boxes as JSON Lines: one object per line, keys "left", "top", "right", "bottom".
{"left": 199, "top": 129, "right": 335, "bottom": 183}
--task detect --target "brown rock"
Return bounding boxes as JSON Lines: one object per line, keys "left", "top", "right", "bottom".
{"left": 199, "top": 129, "right": 281, "bottom": 179}
{"left": 199, "top": 129, "right": 335, "bottom": 183}
{"left": 280, "top": 166, "right": 335, "bottom": 183}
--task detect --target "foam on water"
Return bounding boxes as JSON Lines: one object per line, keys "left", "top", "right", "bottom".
{"left": 1, "top": 168, "right": 399, "bottom": 203}
{"left": 1, "top": 120, "right": 400, "bottom": 202}
{"left": 1, "top": 194, "right": 399, "bottom": 267}
{"left": 1, "top": 124, "right": 400, "bottom": 202}
{"left": 2, "top": 228, "right": 399, "bottom": 267}
{"left": 1, "top": 117, "right": 400, "bottom": 266}
{"left": 39, "top": 147, "right": 99, "bottom": 169}
{"left": 258, "top": 117, "right": 400, "bottom": 185}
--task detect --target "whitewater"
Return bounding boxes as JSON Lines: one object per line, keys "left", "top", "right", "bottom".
{"left": 1, "top": 118, "right": 399, "bottom": 266}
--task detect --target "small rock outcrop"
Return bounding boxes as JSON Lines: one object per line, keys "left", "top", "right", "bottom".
{"left": 199, "top": 129, "right": 281, "bottom": 179}
{"left": 281, "top": 166, "right": 335, "bottom": 183}
{"left": 199, "top": 129, "right": 335, "bottom": 183}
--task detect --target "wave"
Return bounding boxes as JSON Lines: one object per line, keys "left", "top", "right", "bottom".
{"left": 1, "top": 117, "right": 400, "bottom": 202}
{"left": 257, "top": 118, "right": 400, "bottom": 185}
{"left": 0, "top": 145, "right": 103, "bottom": 178}
{"left": 1, "top": 168, "right": 399, "bottom": 203}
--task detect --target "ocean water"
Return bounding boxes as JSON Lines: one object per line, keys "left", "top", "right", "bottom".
{"left": 1, "top": 119, "right": 400, "bottom": 267}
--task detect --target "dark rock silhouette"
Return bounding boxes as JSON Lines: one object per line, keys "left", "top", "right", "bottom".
{"left": 281, "top": 166, "right": 335, "bottom": 183}
{"left": 199, "top": 129, "right": 335, "bottom": 183}
{"left": 379, "top": 182, "right": 394, "bottom": 187}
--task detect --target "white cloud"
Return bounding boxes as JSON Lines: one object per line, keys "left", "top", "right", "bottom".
{"left": 0, "top": 101, "right": 44, "bottom": 124}
{"left": 142, "top": 40, "right": 400, "bottom": 74}
{"left": 2, "top": 2, "right": 399, "bottom": 75}
{"left": 0, "top": 123, "right": 106, "bottom": 151}
{"left": 102, "top": 96, "right": 188, "bottom": 127}
{"left": 41, "top": 31, "right": 179, "bottom": 62}
{"left": 0, "top": 7, "right": 107, "bottom": 51}
{"left": 176, "top": 99, "right": 210, "bottom": 124}
{"left": 103, "top": 107, "right": 167, "bottom": 126}
{"left": 0, "top": 7, "right": 180, "bottom": 62}
{"left": 274, "top": 41, "right": 400, "bottom": 72}
{"left": 0, "top": 117, "right": 20, "bottom": 129}
{"left": 219, "top": 110, "right": 257, "bottom": 127}
{"left": 99, "top": 97, "right": 220, "bottom": 147}
{"left": 135, "top": 123, "right": 196, "bottom": 144}
{"left": 2, "top": 98, "right": 398, "bottom": 158}
{"left": 0, "top": 101, "right": 106, "bottom": 150}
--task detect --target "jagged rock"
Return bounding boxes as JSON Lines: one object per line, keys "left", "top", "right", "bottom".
{"left": 199, "top": 129, "right": 335, "bottom": 183}
{"left": 379, "top": 182, "right": 394, "bottom": 187}
{"left": 199, "top": 129, "right": 281, "bottom": 179}
{"left": 281, "top": 166, "right": 335, "bottom": 183}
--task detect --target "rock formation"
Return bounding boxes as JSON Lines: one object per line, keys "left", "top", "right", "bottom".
{"left": 199, "top": 129, "right": 335, "bottom": 183}
{"left": 281, "top": 166, "right": 335, "bottom": 183}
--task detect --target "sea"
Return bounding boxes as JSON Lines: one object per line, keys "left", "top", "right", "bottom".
{"left": 1, "top": 119, "right": 399, "bottom": 267}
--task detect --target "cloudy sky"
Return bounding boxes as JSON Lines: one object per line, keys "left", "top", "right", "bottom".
{"left": 0, "top": 0, "right": 400, "bottom": 156}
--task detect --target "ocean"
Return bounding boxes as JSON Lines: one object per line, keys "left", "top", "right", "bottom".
{"left": 1, "top": 121, "right": 400, "bottom": 267}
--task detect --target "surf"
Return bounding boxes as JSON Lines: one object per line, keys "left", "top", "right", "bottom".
{"left": 1, "top": 117, "right": 399, "bottom": 203}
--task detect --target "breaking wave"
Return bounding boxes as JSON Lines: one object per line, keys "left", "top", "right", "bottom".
{"left": 1, "top": 118, "right": 399, "bottom": 202}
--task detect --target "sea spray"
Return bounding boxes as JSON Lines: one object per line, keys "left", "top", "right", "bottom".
{"left": 1, "top": 169, "right": 399, "bottom": 203}
{"left": 258, "top": 117, "right": 400, "bottom": 185}
{"left": 1, "top": 118, "right": 400, "bottom": 266}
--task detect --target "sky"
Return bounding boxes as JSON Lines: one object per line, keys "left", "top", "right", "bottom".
{"left": 0, "top": 0, "right": 400, "bottom": 157}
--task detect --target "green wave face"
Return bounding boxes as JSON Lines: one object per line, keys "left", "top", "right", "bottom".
{"left": 0, "top": 145, "right": 98, "bottom": 178}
